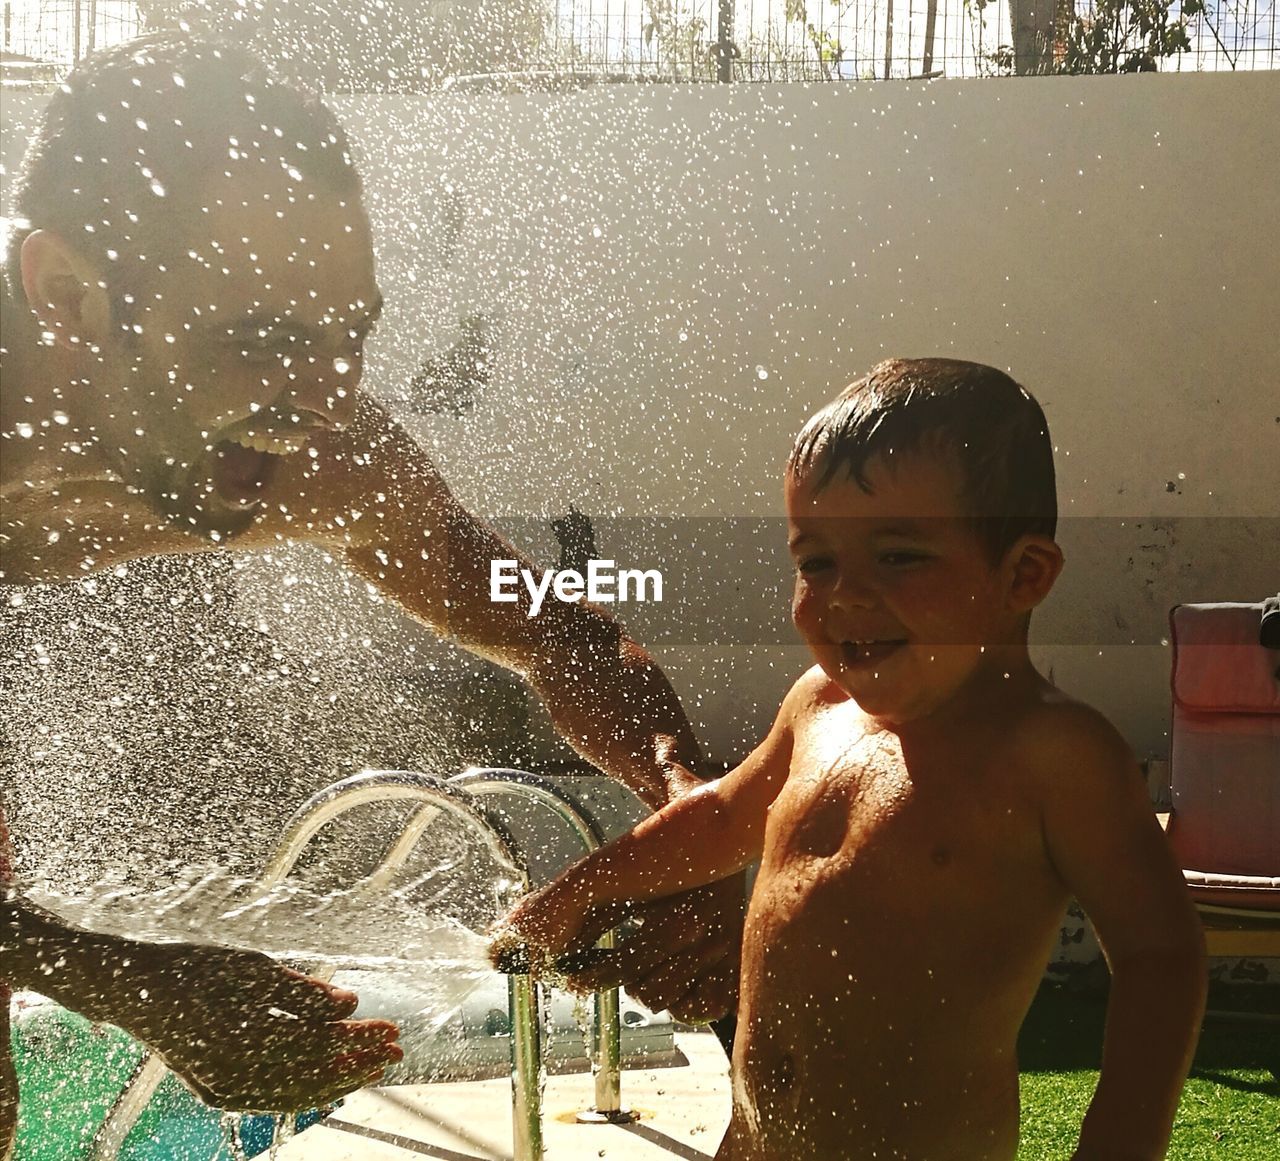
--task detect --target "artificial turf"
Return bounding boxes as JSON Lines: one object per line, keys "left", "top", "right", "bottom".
{"left": 1016, "top": 982, "right": 1280, "bottom": 1159}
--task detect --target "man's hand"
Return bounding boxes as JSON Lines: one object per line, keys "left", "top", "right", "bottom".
{"left": 105, "top": 942, "right": 402, "bottom": 1113}
{"left": 562, "top": 876, "right": 744, "bottom": 1024}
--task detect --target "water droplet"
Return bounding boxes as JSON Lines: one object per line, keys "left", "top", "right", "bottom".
{"left": 16, "top": 422, "right": 34, "bottom": 438}
{"left": 755, "top": 366, "right": 769, "bottom": 380}
{"left": 332, "top": 358, "right": 351, "bottom": 375}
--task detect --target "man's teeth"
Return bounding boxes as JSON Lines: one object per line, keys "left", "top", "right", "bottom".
{"left": 232, "top": 432, "right": 307, "bottom": 455}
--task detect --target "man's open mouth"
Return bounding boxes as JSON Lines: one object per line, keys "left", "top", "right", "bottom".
{"left": 840, "top": 639, "right": 909, "bottom": 666}
{"left": 210, "top": 431, "right": 307, "bottom": 507}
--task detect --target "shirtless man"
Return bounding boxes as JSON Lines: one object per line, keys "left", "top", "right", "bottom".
{"left": 499, "top": 359, "right": 1208, "bottom": 1159}
{"left": 1, "top": 32, "right": 735, "bottom": 1152}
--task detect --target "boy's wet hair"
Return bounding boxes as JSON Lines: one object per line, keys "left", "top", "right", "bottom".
{"left": 4, "top": 31, "right": 361, "bottom": 310}
{"left": 788, "top": 358, "right": 1057, "bottom": 563}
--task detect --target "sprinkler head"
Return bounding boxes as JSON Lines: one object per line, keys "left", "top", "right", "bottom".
{"left": 493, "top": 944, "right": 616, "bottom": 976}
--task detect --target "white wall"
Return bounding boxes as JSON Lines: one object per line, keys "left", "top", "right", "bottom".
{"left": 340, "top": 74, "right": 1279, "bottom": 762}
{"left": 5, "top": 74, "right": 1278, "bottom": 765}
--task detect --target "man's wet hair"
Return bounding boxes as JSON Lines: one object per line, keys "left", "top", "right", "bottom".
{"left": 788, "top": 358, "right": 1058, "bottom": 564}
{"left": 4, "top": 31, "right": 361, "bottom": 308}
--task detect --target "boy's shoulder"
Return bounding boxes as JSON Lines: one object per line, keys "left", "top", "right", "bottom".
{"left": 777, "top": 664, "right": 875, "bottom": 735}
{"left": 1003, "top": 685, "right": 1141, "bottom": 801}
{"left": 784, "top": 664, "right": 852, "bottom": 717}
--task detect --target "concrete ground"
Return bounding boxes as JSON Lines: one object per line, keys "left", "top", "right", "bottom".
{"left": 274, "top": 1029, "right": 732, "bottom": 1160}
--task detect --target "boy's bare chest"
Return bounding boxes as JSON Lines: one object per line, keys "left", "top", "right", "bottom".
{"left": 763, "top": 707, "right": 1043, "bottom": 887}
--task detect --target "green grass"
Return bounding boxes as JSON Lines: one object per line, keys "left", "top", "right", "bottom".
{"left": 1016, "top": 984, "right": 1280, "bottom": 1159}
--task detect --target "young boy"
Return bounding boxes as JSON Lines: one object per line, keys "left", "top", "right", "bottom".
{"left": 496, "top": 359, "right": 1207, "bottom": 1160}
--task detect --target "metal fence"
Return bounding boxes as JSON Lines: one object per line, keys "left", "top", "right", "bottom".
{"left": 2, "top": 2, "right": 142, "bottom": 77}
{"left": 1, "top": 1, "right": 1275, "bottom": 84}
{"left": 540, "top": 0, "right": 1279, "bottom": 79}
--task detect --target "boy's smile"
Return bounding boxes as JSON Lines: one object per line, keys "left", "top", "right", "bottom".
{"left": 785, "top": 450, "right": 1025, "bottom": 727}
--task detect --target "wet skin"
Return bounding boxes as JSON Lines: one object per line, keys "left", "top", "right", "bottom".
{"left": 721, "top": 463, "right": 1071, "bottom": 1159}
{"left": 724, "top": 675, "right": 1068, "bottom": 1161}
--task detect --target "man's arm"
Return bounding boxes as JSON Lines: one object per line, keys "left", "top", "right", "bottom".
{"left": 497, "top": 686, "right": 796, "bottom": 961}
{"left": 269, "top": 395, "right": 735, "bottom": 1018}
{"left": 1, "top": 889, "right": 402, "bottom": 1112}
{"left": 332, "top": 395, "right": 704, "bottom": 809}
{"left": 1038, "top": 705, "right": 1207, "bottom": 1161}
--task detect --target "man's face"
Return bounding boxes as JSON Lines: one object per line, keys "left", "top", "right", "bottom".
{"left": 785, "top": 450, "right": 1015, "bottom": 725}
{"left": 94, "top": 168, "right": 380, "bottom": 541}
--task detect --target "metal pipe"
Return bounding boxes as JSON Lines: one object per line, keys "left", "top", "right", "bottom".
{"left": 508, "top": 971, "right": 544, "bottom": 1160}
{"left": 95, "top": 769, "right": 544, "bottom": 1160}
{"left": 593, "top": 931, "right": 624, "bottom": 1111}
{"left": 452, "top": 769, "right": 629, "bottom": 1119}
{"left": 90, "top": 1056, "right": 166, "bottom": 1160}
{"left": 257, "top": 769, "right": 524, "bottom": 891}
{"left": 257, "top": 769, "right": 545, "bottom": 1160}
{"left": 451, "top": 767, "right": 608, "bottom": 853}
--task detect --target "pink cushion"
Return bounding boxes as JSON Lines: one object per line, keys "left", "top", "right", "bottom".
{"left": 1168, "top": 602, "right": 1280, "bottom": 880}
{"left": 1172, "top": 602, "right": 1280, "bottom": 713}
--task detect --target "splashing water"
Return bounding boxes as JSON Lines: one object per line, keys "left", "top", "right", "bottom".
{"left": 24, "top": 860, "right": 509, "bottom": 1011}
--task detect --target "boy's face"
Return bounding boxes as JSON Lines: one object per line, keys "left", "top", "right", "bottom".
{"left": 86, "top": 168, "right": 380, "bottom": 540}
{"left": 786, "top": 449, "right": 1020, "bottom": 725}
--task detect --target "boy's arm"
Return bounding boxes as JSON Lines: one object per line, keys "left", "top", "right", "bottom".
{"left": 497, "top": 683, "right": 799, "bottom": 960}
{"left": 1037, "top": 706, "right": 1207, "bottom": 1161}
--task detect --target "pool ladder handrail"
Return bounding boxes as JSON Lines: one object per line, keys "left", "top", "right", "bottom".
{"left": 92, "top": 766, "right": 629, "bottom": 1161}
{"left": 452, "top": 766, "right": 630, "bottom": 1122}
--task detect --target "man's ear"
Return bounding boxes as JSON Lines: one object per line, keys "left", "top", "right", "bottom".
{"left": 1004, "top": 535, "right": 1065, "bottom": 614}
{"left": 20, "top": 230, "right": 111, "bottom": 350}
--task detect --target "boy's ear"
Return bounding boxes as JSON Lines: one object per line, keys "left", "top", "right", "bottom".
{"left": 1004, "top": 535, "right": 1065, "bottom": 613}
{"left": 20, "top": 230, "right": 112, "bottom": 350}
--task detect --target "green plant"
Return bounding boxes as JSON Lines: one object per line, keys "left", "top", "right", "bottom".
{"left": 1059, "top": 0, "right": 1205, "bottom": 72}
{"left": 966, "top": 0, "right": 1208, "bottom": 75}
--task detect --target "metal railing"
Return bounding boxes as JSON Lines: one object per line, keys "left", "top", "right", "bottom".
{"left": 91, "top": 766, "right": 630, "bottom": 1161}
{"left": 453, "top": 766, "right": 633, "bottom": 1123}
{"left": 1, "top": 1, "right": 1273, "bottom": 86}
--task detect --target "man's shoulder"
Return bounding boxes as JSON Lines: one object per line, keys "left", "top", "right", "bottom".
{"left": 262, "top": 391, "right": 449, "bottom": 535}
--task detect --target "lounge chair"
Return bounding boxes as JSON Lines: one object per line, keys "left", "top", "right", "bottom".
{"left": 1165, "top": 600, "right": 1280, "bottom": 959}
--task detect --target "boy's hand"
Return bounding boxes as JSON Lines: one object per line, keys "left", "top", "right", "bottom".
{"left": 106, "top": 942, "right": 402, "bottom": 1112}
{"left": 491, "top": 871, "right": 596, "bottom": 973}
{"left": 562, "top": 876, "right": 744, "bottom": 1023}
